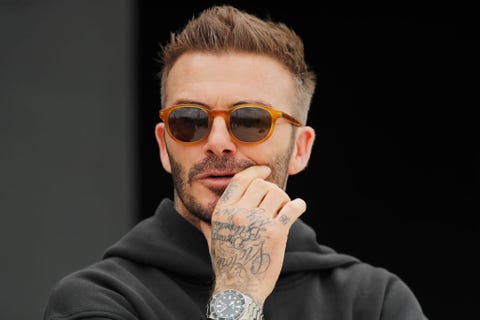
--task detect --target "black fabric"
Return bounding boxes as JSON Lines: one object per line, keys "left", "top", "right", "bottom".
{"left": 44, "top": 198, "right": 427, "bottom": 320}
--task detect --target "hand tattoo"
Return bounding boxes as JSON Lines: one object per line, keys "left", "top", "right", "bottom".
{"left": 211, "top": 207, "right": 271, "bottom": 290}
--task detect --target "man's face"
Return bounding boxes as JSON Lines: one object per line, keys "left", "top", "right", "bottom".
{"left": 156, "top": 52, "right": 301, "bottom": 226}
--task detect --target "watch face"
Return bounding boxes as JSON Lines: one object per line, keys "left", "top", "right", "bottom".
{"left": 210, "top": 289, "right": 246, "bottom": 320}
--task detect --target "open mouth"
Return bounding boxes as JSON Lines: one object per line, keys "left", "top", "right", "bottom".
{"left": 197, "top": 171, "right": 236, "bottom": 190}
{"left": 209, "top": 173, "right": 234, "bottom": 178}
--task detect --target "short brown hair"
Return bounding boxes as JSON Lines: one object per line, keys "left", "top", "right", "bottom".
{"left": 158, "top": 5, "right": 316, "bottom": 123}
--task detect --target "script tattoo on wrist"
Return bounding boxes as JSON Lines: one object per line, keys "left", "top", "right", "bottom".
{"left": 211, "top": 207, "right": 271, "bottom": 289}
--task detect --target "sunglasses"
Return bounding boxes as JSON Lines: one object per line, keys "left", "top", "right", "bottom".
{"left": 159, "top": 104, "right": 302, "bottom": 144}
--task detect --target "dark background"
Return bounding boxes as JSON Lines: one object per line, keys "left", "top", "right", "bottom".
{"left": 136, "top": 2, "right": 476, "bottom": 319}
{"left": 0, "top": 2, "right": 475, "bottom": 319}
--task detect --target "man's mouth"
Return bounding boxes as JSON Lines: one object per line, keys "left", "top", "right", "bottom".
{"left": 196, "top": 171, "right": 237, "bottom": 190}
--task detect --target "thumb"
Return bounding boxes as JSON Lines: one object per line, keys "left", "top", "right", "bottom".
{"left": 199, "top": 220, "right": 212, "bottom": 250}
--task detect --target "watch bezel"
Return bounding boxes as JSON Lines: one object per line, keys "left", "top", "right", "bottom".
{"left": 208, "top": 289, "right": 247, "bottom": 320}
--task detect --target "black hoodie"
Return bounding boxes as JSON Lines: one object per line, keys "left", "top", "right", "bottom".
{"left": 44, "top": 199, "right": 427, "bottom": 319}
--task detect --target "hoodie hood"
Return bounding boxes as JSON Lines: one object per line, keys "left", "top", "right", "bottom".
{"left": 104, "top": 199, "right": 358, "bottom": 281}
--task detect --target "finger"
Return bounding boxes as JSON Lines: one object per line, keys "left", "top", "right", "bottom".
{"left": 236, "top": 178, "right": 273, "bottom": 208}
{"left": 219, "top": 165, "right": 271, "bottom": 205}
{"left": 275, "top": 198, "right": 307, "bottom": 228}
{"left": 257, "top": 186, "right": 290, "bottom": 218}
{"left": 199, "top": 220, "right": 212, "bottom": 249}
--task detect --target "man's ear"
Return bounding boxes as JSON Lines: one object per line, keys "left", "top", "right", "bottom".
{"left": 155, "top": 123, "right": 172, "bottom": 173}
{"left": 288, "top": 126, "right": 315, "bottom": 175}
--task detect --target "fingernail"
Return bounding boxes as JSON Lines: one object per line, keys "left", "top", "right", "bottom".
{"left": 261, "top": 165, "right": 271, "bottom": 172}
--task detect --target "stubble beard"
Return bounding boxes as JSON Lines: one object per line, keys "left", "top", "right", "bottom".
{"left": 168, "top": 138, "right": 295, "bottom": 224}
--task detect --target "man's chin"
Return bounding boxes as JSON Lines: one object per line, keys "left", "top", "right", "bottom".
{"left": 185, "top": 187, "right": 226, "bottom": 223}
{"left": 206, "top": 185, "right": 227, "bottom": 197}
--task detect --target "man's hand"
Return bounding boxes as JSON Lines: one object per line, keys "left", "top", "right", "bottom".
{"left": 199, "top": 165, "right": 306, "bottom": 307}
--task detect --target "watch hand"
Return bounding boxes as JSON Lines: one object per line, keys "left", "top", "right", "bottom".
{"left": 216, "top": 302, "right": 228, "bottom": 313}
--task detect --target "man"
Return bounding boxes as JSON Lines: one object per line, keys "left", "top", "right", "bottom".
{"left": 44, "top": 5, "right": 427, "bottom": 320}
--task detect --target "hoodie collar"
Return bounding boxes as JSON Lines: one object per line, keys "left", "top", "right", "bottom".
{"left": 104, "top": 199, "right": 358, "bottom": 281}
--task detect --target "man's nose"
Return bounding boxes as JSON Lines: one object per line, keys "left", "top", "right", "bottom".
{"left": 203, "top": 116, "right": 236, "bottom": 155}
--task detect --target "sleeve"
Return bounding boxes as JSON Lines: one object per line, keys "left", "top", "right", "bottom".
{"left": 43, "top": 271, "right": 138, "bottom": 320}
{"left": 380, "top": 274, "right": 428, "bottom": 320}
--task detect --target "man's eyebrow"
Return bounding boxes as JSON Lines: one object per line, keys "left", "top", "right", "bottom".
{"left": 171, "top": 100, "right": 273, "bottom": 108}
{"left": 233, "top": 100, "right": 273, "bottom": 107}
{"left": 173, "top": 100, "right": 207, "bottom": 106}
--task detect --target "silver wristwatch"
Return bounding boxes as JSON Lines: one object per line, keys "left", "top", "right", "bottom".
{"left": 206, "top": 289, "right": 264, "bottom": 320}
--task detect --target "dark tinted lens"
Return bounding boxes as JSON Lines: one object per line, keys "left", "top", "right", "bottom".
{"left": 169, "top": 107, "right": 209, "bottom": 142}
{"left": 230, "top": 107, "right": 272, "bottom": 142}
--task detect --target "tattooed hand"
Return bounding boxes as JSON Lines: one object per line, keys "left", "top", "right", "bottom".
{"left": 199, "top": 165, "right": 307, "bottom": 307}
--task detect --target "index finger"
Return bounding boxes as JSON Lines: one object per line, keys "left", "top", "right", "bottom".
{"left": 219, "top": 165, "right": 271, "bottom": 205}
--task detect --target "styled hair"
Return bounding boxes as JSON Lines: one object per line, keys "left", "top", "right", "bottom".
{"left": 158, "top": 5, "right": 316, "bottom": 123}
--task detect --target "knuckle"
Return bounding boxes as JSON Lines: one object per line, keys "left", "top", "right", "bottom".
{"left": 250, "top": 178, "right": 268, "bottom": 189}
{"left": 230, "top": 213, "right": 244, "bottom": 224}
{"left": 274, "top": 188, "right": 290, "bottom": 202}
